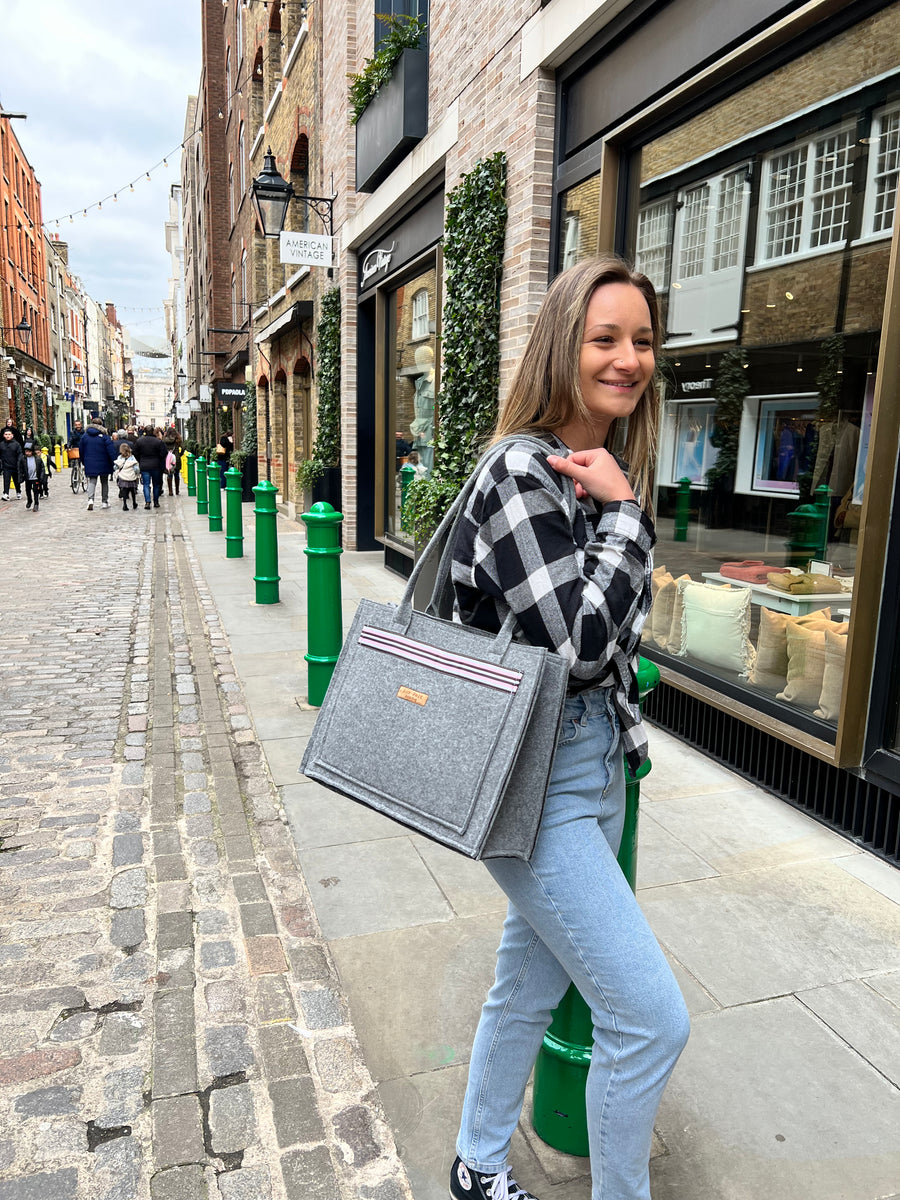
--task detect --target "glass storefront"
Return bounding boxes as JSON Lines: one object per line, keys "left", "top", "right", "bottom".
{"left": 384, "top": 259, "right": 439, "bottom": 548}
{"left": 559, "top": 6, "right": 899, "bottom": 735}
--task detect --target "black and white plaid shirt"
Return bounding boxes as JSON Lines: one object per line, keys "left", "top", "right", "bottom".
{"left": 450, "top": 436, "right": 655, "bottom": 772}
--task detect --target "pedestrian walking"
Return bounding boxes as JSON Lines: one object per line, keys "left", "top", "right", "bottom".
{"left": 164, "top": 425, "right": 183, "bottom": 495}
{"left": 39, "top": 443, "right": 54, "bottom": 496}
{"left": 1, "top": 427, "right": 26, "bottom": 500}
{"left": 448, "top": 256, "right": 689, "bottom": 1200}
{"left": 79, "top": 418, "right": 117, "bottom": 510}
{"left": 215, "top": 431, "right": 233, "bottom": 488}
{"left": 113, "top": 442, "right": 141, "bottom": 510}
{"left": 133, "top": 425, "right": 168, "bottom": 509}
{"left": 21, "top": 442, "right": 46, "bottom": 512}
{"left": 4, "top": 417, "right": 24, "bottom": 447}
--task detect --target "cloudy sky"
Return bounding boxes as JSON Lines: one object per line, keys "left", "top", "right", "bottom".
{"left": 1, "top": 0, "right": 201, "bottom": 345}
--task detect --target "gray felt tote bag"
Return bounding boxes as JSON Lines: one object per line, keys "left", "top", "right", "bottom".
{"left": 299, "top": 436, "right": 571, "bottom": 860}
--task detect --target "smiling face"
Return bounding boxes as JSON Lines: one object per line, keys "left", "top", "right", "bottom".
{"left": 574, "top": 281, "right": 655, "bottom": 442}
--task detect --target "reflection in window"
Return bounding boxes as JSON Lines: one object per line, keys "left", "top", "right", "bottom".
{"left": 385, "top": 264, "right": 438, "bottom": 547}
{"left": 411, "top": 288, "right": 429, "bottom": 338}
{"left": 678, "top": 186, "right": 709, "bottom": 278}
{"left": 762, "top": 127, "right": 853, "bottom": 260}
{"left": 866, "top": 103, "right": 900, "bottom": 235}
{"left": 636, "top": 200, "right": 673, "bottom": 290}
{"left": 562, "top": 213, "right": 581, "bottom": 269}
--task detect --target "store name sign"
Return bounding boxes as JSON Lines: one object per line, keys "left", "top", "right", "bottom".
{"left": 681, "top": 378, "right": 714, "bottom": 394}
{"left": 361, "top": 242, "right": 395, "bottom": 284}
{"left": 280, "top": 231, "right": 333, "bottom": 267}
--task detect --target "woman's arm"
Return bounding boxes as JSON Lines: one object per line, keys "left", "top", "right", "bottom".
{"left": 454, "top": 447, "right": 654, "bottom": 680}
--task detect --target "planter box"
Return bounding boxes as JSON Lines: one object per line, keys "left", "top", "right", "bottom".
{"left": 241, "top": 454, "right": 259, "bottom": 502}
{"left": 355, "top": 49, "right": 428, "bottom": 193}
{"left": 311, "top": 465, "right": 342, "bottom": 514}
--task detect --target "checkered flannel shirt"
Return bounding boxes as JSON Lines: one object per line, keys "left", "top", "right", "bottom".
{"left": 450, "top": 437, "right": 656, "bottom": 772}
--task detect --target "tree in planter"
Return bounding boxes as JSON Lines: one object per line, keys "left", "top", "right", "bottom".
{"left": 297, "top": 289, "right": 341, "bottom": 493}
{"left": 348, "top": 13, "right": 427, "bottom": 124}
{"left": 705, "top": 348, "right": 748, "bottom": 527}
{"left": 406, "top": 152, "right": 508, "bottom": 544}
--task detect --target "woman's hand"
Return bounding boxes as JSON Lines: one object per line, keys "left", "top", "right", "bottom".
{"left": 546, "top": 448, "right": 635, "bottom": 504}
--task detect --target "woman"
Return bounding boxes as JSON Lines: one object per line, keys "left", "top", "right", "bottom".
{"left": 449, "top": 257, "right": 689, "bottom": 1200}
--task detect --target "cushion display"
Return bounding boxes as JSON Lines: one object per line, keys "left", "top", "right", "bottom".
{"left": 665, "top": 574, "right": 692, "bottom": 652}
{"left": 777, "top": 620, "right": 849, "bottom": 708}
{"left": 677, "top": 580, "right": 756, "bottom": 676}
{"left": 649, "top": 568, "right": 675, "bottom": 649}
{"left": 814, "top": 628, "right": 849, "bottom": 721}
{"left": 750, "top": 607, "right": 833, "bottom": 691}
{"left": 721, "top": 561, "right": 791, "bottom": 584}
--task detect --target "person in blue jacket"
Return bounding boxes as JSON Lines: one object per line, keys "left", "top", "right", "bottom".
{"left": 79, "top": 419, "right": 117, "bottom": 510}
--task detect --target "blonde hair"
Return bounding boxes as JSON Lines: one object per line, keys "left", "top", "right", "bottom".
{"left": 493, "top": 255, "right": 660, "bottom": 508}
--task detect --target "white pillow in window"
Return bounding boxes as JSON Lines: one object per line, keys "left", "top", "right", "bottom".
{"left": 678, "top": 580, "right": 756, "bottom": 676}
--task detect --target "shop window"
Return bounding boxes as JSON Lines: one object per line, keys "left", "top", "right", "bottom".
{"left": 862, "top": 102, "right": 900, "bottom": 237}
{"left": 625, "top": 65, "right": 895, "bottom": 738}
{"left": 760, "top": 126, "right": 854, "bottom": 262}
{"left": 384, "top": 262, "right": 438, "bottom": 548}
{"left": 562, "top": 213, "right": 581, "bottom": 269}
{"left": 556, "top": 175, "right": 602, "bottom": 268}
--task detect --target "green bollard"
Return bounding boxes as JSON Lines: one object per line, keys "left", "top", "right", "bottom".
{"left": 399, "top": 462, "right": 416, "bottom": 534}
{"left": 225, "top": 466, "right": 244, "bottom": 558}
{"left": 301, "top": 502, "right": 344, "bottom": 706}
{"left": 673, "top": 476, "right": 691, "bottom": 542}
{"left": 531, "top": 657, "right": 661, "bottom": 1156}
{"left": 253, "top": 480, "right": 280, "bottom": 604}
{"left": 207, "top": 461, "right": 223, "bottom": 531}
{"left": 196, "top": 456, "right": 208, "bottom": 516}
{"left": 186, "top": 452, "right": 197, "bottom": 497}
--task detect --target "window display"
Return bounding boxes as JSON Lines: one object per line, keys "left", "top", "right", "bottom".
{"left": 619, "top": 20, "right": 898, "bottom": 731}
{"left": 385, "top": 261, "right": 438, "bottom": 547}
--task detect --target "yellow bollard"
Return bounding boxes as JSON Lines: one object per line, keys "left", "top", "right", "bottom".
{"left": 63, "top": 447, "right": 69, "bottom": 468}
{"left": 54, "top": 444, "right": 62, "bottom": 470}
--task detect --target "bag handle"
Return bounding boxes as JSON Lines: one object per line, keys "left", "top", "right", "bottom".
{"left": 394, "top": 435, "right": 575, "bottom": 652}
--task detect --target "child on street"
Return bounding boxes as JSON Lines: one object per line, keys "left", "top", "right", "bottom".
{"left": 113, "top": 442, "right": 140, "bottom": 510}
{"left": 39, "top": 444, "right": 54, "bottom": 497}
{"left": 22, "top": 443, "right": 46, "bottom": 512}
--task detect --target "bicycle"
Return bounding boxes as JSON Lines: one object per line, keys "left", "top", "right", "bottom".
{"left": 69, "top": 452, "right": 86, "bottom": 493}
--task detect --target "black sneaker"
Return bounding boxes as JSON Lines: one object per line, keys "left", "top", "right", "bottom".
{"left": 26, "top": 500, "right": 32, "bottom": 509}
{"left": 449, "top": 1157, "right": 541, "bottom": 1200}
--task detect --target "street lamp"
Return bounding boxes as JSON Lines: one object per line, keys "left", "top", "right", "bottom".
{"left": 0, "top": 310, "right": 32, "bottom": 351}
{"left": 249, "top": 147, "right": 334, "bottom": 238}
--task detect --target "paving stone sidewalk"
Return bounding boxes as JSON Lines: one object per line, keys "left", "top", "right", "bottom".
{"left": 0, "top": 485, "right": 413, "bottom": 1200}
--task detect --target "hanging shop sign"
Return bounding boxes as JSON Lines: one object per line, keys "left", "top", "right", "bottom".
{"left": 216, "top": 381, "right": 247, "bottom": 404}
{"left": 175, "top": 403, "right": 191, "bottom": 419}
{"left": 280, "top": 231, "right": 333, "bottom": 267}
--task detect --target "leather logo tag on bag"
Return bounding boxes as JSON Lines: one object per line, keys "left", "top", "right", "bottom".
{"left": 397, "top": 686, "right": 428, "bottom": 706}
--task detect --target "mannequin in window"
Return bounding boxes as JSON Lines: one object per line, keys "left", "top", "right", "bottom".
{"left": 410, "top": 344, "right": 435, "bottom": 475}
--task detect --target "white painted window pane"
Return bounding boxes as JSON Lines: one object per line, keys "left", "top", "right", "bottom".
{"left": 872, "top": 106, "right": 900, "bottom": 234}
{"left": 636, "top": 200, "right": 672, "bottom": 290}
{"left": 678, "top": 186, "right": 709, "bottom": 278}
{"left": 810, "top": 129, "right": 852, "bottom": 248}
{"left": 764, "top": 148, "right": 805, "bottom": 259}
{"left": 711, "top": 170, "right": 746, "bottom": 271}
{"left": 412, "top": 289, "right": 429, "bottom": 338}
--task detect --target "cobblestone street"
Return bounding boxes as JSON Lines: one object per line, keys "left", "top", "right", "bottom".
{"left": 0, "top": 481, "right": 412, "bottom": 1200}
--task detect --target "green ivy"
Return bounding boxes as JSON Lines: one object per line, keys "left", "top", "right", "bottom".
{"left": 240, "top": 380, "right": 258, "bottom": 456}
{"left": 13, "top": 385, "right": 23, "bottom": 432}
{"left": 406, "top": 151, "right": 508, "bottom": 543}
{"left": 706, "top": 349, "right": 749, "bottom": 487}
{"left": 348, "top": 14, "right": 426, "bottom": 124}
{"left": 297, "top": 288, "right": 341, "bottom": 491}
{"left": 816, "top": 334, "right": 844, "bottom": 421}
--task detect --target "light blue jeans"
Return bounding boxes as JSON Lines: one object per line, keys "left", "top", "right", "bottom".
{"left": 457, "top": 687, "right": 689, "bottom": 1199}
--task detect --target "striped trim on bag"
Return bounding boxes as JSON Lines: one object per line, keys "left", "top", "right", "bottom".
{"left": 358, "top": 626, "right": 523, "bottom": 693}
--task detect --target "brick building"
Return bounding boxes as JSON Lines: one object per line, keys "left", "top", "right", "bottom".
{"left": 0, "top": 110, "right": 52, "bottom": 431}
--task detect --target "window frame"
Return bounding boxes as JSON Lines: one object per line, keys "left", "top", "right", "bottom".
{"left": 758, "top": 121, "right": 856, "bottom": 264}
